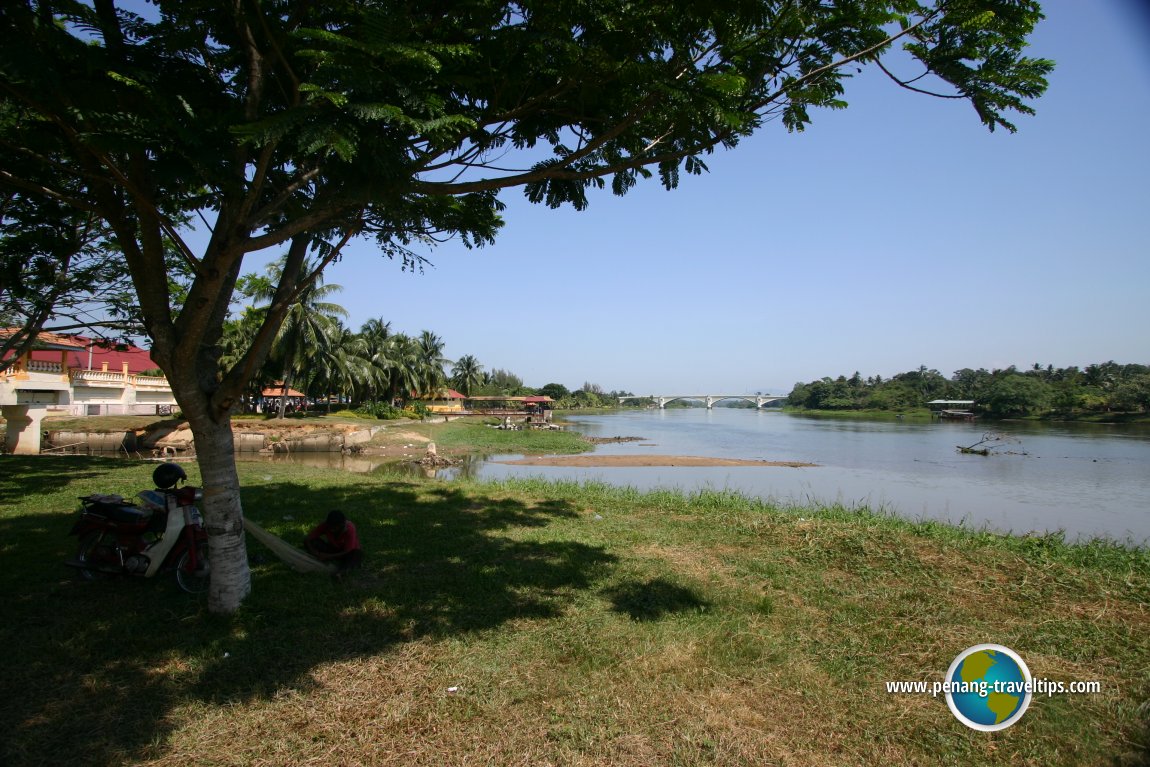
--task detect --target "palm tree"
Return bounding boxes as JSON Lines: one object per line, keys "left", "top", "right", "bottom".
{"left": 218, "top": 308, "right": 270, "bottom": 412}
{"left": 355, "top": 318, "right": 394, "bottom": 402}
{"left": 359, "top": 318, "right": 391, "bottom": 354}
{"left": 415, "top": 330, "right": 450, "bottom": 397}
{"left": 252, "top": 258, "right": 348, "bottom": 418}
{"left": 380, "top": 333, "right": 422, "bottom": 405}
{"left": 311, "top": 322, "right": 374, "bottom": 409}
{"left": 451, "top": 354, "right": 484, "bottom": 396}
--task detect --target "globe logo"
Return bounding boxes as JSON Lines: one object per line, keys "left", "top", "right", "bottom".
{"left": 945, "top": 644, "right": 1033, "bottom": 731}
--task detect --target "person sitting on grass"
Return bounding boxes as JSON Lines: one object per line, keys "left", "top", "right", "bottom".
{"left": 304, "top": 510, "right": 363, "bottom": 574}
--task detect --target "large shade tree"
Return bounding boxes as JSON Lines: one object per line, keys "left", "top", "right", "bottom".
{"left": 0, "top": 0, "right": 1051, "bottom": 612}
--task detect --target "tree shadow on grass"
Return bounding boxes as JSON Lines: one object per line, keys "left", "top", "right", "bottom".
{"left": 0, "top": 454, "right": 128, "bottom": 504}
{"left": 603, "top": 577, "right": 711, "bottom": 621}
{"left": 0, "top": 467, "right": 615, "bottom": 767}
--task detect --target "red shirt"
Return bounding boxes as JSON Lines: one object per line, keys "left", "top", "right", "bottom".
{"left": 306, "top": 520, "right": 361, "bottom": 552}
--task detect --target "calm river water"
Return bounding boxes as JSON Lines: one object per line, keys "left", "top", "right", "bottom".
{"left": 259, "top": 409, "right": 1150, "bottom": 543}
{"left": 467, "top": 409, "right": 1150, "bottom": 543}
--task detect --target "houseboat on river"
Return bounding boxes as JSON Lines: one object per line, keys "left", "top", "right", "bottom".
{"left": 927, "top": 399, "right": 977, "bottom": 421}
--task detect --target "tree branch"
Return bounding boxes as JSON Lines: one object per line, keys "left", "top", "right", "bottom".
{"left": 875, "top": 57, "right": 964, "bottom": 99}
{"left": 416, "top": 12, "right": 938, "bottom": 197}
{"left": 0, "top": 170, "right": 100, "bottom": 214}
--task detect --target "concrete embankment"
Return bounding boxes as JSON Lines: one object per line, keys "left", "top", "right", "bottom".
{"left": 268, "top": 425, "right": 383, "bottom": 453}
{"left": 45, "top": 430, "right": 139, "bottom": 453}
{"left": 44, "top": 424, "right": 386, "bottom": 454}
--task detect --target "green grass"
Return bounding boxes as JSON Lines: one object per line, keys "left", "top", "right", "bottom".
{"left": 387, "top": 418, "right": 595, "bottom": 456}
{"left": 2, "top": 456, "right": 1148, "bottom": 766}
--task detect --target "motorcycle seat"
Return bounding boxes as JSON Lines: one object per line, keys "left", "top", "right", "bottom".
{"left": 81, "top": 498, "right": 152, "bottom": 524}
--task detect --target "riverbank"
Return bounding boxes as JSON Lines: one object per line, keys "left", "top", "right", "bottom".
{"left": 28, "top": 415, "right": 808, "bottom": 468}
{"left": 2, "top": 456, "right": 1147, "bottom": 766}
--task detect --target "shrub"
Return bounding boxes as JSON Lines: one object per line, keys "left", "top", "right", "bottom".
{"left": 354, "top": 401, "right": 407, "bottom": 420}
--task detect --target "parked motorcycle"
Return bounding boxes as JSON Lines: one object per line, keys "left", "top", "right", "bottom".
{"left": 67, "top": 462, "right": 210, "bottom": 594}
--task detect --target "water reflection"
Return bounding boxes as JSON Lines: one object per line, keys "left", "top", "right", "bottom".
{"left": 237, "top": 451, "right": 488, "bottom": 481}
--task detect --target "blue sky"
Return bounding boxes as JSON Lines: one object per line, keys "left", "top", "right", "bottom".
{"left": 244, "top": 0, "right": 1150, "bottom": 396}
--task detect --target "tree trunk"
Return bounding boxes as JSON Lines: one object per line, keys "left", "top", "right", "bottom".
{"left": 277, "top": 367, "right": 295, "bottom": 419}
{"left": 187, "top": 413, "right": 251, "bottom": 612}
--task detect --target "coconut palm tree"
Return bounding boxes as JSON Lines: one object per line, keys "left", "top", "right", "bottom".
{"left": 415, "top": 330, "right": 450, "bottom": 397}
{"left": 355, "top": 318, "right": 395, "bottom": 402}
{"left": 311, "top": 321, "right": 374, "bottom": 409}
{"left": 359, "top": 318, "right": 391, "bottom": 350}
{"left": 252, "top": 259, "right": 348, "bottom": 418}
{"left": 218, "top": 308, "right": 270, "bottom": 412}
{"left": 380, "top": 333, "right": 422, "bottom": 405}
{"left": 451, "top": 354, "right": 484, "bottom": 396}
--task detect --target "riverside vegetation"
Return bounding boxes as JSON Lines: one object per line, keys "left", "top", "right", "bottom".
{"left": 787, "top": 362, "right": 1150, "bottom": 420}
{"left": 1, "top": 455, "right": 1147, "bottom": 766}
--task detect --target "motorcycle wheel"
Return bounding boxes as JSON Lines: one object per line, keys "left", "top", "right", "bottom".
{"left": 176, "top": 545, "right": 210, "bottom": 594}
{"left": 76, "top": 531, "right": 113, "bottom": 580}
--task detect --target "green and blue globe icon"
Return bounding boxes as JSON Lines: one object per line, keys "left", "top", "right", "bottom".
{"left": 945, "top": 644, "right": 1033, "bottom": 731}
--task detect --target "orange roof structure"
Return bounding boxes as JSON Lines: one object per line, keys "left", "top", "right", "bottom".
{"left": 262, "top": 384, "right": 306, "bottom": 398}
{"left": 0, "top": 329, "right": 87, "bottom": 351}
{"left": 413, "top": 388, "right": 465, "bottom": 399}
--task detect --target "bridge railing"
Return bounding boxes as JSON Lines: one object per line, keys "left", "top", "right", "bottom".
{"left": 617, "top": 394, "right": 786, "bottom": 409}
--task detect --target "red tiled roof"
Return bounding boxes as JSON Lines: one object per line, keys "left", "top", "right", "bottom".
{"left": 24, "top": 334, "right": 160, "bottom": 374}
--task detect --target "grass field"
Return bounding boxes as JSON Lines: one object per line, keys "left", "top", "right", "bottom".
{"left": 384, "top": 418, "right": 596, "bottom": 456}
{"left": 1, "top": 455, "right": 1148, "bottom": 766}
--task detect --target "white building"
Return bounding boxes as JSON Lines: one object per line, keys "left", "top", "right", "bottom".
{"left": 1, "top": 331, "right": 176, "bottom": 454}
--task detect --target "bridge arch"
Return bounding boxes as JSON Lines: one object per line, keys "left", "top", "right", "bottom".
{"left": 617, "top": 394, "right": 788, "bottom": 409}
{"left": 658, "top": 396, "right": 704, "bottom": 408}
{"left": 706, "top": 395, "right": 765, "bottom": 407}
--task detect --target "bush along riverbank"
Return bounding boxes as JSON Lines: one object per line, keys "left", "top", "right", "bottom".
{"left": 2, "top": 455, "right": 1147, "bottom": 766}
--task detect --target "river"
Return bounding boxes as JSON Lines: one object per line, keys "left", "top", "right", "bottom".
{"left": 254, "top": 408, "right": 1150, "bottom": 543}
{"left": 460, "top": 409, "right": 1150, "bottom": 543}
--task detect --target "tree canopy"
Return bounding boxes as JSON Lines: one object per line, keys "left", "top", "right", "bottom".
{"left": 787, "top": 362, "right": 1150, "bottom": 416}
{"left": 0, "top": 0, "right": 1052, "bottom": 612}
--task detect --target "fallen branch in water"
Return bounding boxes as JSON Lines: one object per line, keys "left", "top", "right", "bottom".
{"left": 957, "top": 432, "right": 1020, "bottom": 456}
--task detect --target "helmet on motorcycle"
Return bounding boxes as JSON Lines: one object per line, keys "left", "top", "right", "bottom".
{"left": 152, "top": 462, "right": 187, "bottom": 489}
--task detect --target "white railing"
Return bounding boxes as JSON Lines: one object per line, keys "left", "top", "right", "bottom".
{"left": 27, "top": 360, "right": 63, "bottom": 373}
{"left": 71, "top": 369, "right": 170, "bottom": 386}
{"left": 71, "top": 369, "right": 126, "bottom": 384}
{"left": 133, "top": 375, "right": 171, "bottom": 388}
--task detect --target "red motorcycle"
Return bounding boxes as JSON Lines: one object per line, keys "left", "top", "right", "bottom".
{"left": 67, "top": 462, "right": 210, "bottom": 594}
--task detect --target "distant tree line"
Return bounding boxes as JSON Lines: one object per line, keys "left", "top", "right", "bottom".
{"left": 787, "top": 362, "right": 1150, "bottom": 417}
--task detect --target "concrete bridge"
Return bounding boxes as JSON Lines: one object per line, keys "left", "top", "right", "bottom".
{"left": 617, "top": 394, "right": 787, "bottom": 409}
